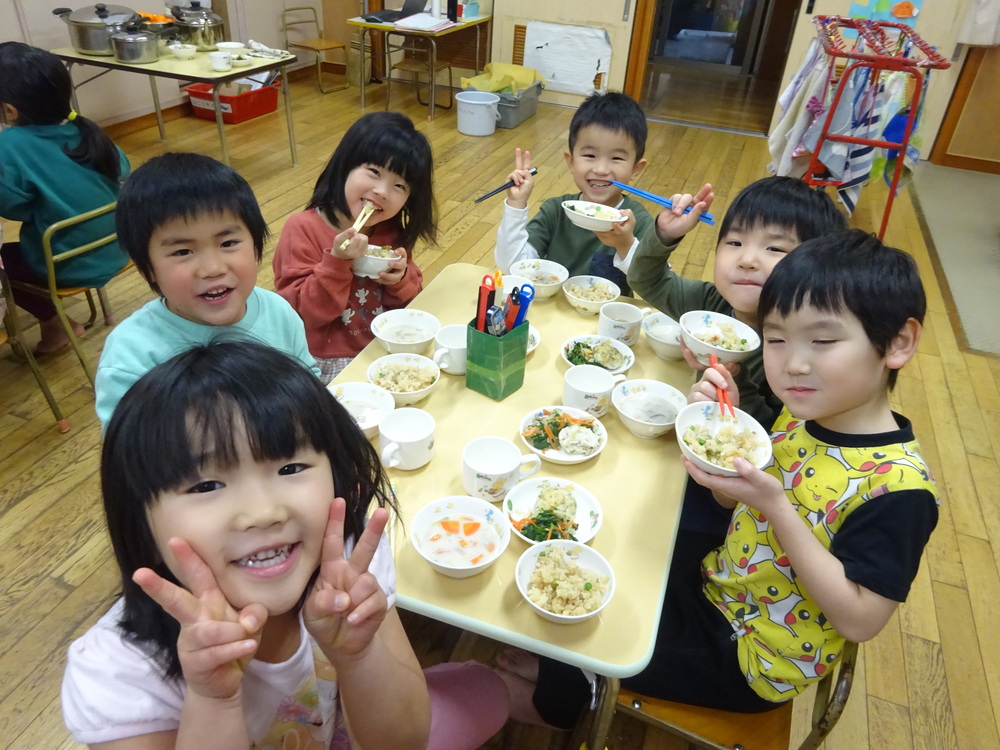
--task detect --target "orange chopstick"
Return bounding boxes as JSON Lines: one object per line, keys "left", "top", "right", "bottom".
{"left": 709, "top": 354, "right": 736, "bottom": 418}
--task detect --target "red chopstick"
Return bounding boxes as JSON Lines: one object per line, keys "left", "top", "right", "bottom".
{"left": 709, "top": 354, "right": 736, "bottom": 418}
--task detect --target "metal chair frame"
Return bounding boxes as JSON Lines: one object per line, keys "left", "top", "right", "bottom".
{"left": 8, "top": 201, "right": 130, "bottom": 386}
{"left": 384, "top": 33, "right": 454, "bottom": 110}
{"left": 281, "top": 6, "right": 348, "bottom": 94}
{"left": 1, "top": 266, "right": 70, "bottom": 433}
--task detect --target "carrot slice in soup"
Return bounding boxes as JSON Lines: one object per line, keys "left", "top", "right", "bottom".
{"left": 462, "top": 521, "right": 481, "bottom": 535}
{"left": 439, "top": 520, "right": 460, "bottom": 535}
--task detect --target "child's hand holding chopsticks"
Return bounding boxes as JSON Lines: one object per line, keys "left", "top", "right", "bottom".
{"left": 688, "top": 356, "right": 740, "bottom": 414}
{"left": 654, "top": 183, "right": 715, "bottom": 242}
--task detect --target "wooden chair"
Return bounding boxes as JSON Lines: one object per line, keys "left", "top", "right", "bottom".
{"left": 0, "top": 266, "right": 70, "bottom": 433}
{"left": 575, "top": 641, "right": 859, "bottom": 750}
{"left": 281, "top": 6, "right": 348, "bottom": 93}
{"left": 384, "top": 33, "right": 454, "bottom": 111}
{"left": 8, "top": 201, "right": 131, "bottom": 387}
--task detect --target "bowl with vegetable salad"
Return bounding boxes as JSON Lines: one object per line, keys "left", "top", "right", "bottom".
{"left": 505, "top": 477, "right": 603, "bottom": 545}
{"left": 560, "top": 335, "right": 634, "bottom": 375}
{"left": 519, "top": 405, "right": 608, "bottom": 465}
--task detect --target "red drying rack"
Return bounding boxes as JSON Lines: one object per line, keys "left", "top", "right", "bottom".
{"left": 803, "top": 16, "right": 950, "bottom": 238}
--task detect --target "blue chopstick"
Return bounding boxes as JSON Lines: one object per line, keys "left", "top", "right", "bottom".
{"left": 610, "top": 180, "right": 715, "bottom": 226}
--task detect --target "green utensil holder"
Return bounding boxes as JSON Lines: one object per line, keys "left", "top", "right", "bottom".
{"left": 465, "top": 319, "right": 529, "bottom": 401}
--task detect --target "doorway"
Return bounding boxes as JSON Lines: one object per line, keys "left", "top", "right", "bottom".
{"left": 630, "top": 0, "right": 798, "bottom": 134}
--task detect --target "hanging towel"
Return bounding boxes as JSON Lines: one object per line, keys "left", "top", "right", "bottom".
{"left": 767, "top": 57, "right": 830, "bottom": 177}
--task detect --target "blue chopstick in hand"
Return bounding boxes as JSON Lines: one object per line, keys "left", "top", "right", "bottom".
{"left": 610, "top": 180, "right": 715, "bottom": 225}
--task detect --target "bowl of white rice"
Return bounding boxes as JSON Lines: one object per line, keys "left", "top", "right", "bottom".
{"left": 678, "top": 310, "right": 760, "bottom": 366}
{"left": 561, "top": 200, "right": 626, "bottom": 232}
{"left": 515, "top": 540, "right": 615, "bottom": 623}
{"left": 326, "top": 381, "right": 394, "bottom": 439}
{"left": 562, "top": 275, "right": 621, "bottom": 316}
{"left": 611, "top": 379, "right": 687, "bottom": 440}
{"left": 509, "top": 259, "right": 569, "bottom": 300}
{"left": 367, "top": 353, "right": 440, "bottom": 406}
{"left": 371, "top": 309, "right": 440, "bottom": 355}
{"left": 352, "top": 244, "right": 398, "bottom": 279}
{"left": 675, "top": 401, "right": 772, "bottom": 477}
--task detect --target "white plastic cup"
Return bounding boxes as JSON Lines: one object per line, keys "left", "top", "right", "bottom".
{"left": 432, "top": 324, "right": 468, "bottom": 375}
{"left": 462, "top": 436, "right": 542, "bottom": 502}
{"left": 563, "top": 364, "right": 626, "bottom": 417}
{"left": 379, "top": 408, "right": 435, "bottom": 470}
{"left": 209, "top": 51, "right": 232, "bottom": 71}
{"left": 598, "top": 301, "right": 651, "bottom": 346}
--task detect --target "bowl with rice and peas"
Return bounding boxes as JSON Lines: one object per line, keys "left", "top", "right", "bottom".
{"left": 561, "top": 200, "right": 626, "bottom": 232}
{"left": 675, "top": 401, "right": 772, "bottom": 477}
{"left": 515, "top": 539, "right": 615, "bottom": 623}
{"left": 367, "top": 353, "right": 440, "bottom": 406}
{"left": 679, "top": 310, "right": 760, "bottom": 366}
{"left": 352, "top": 244, "right": 399, "bottom": 279}
{"left": 562, "top": 275, "right": 621, "bottom": 316}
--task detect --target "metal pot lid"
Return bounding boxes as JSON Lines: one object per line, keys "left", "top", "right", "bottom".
{"left": 64, "top": 3, "right": 137, "bottom": 26}
{"left": 112, "top": 28, "right": 157, "bottom": 41}
{"left": 171, "top": 1, "right": 222, "bottom": 24}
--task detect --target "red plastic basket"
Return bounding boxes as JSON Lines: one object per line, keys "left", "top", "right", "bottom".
{"left": 184, "top": 80, "right": 279, "bottom": 124}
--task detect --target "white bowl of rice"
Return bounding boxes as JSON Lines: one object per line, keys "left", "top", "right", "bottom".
{"left": 515, "top": 540, "right": 615, "bottom": 623}
{"left": 612, "top": 379, "right": 687, "bottom": 440}
{"left": 561, "top": 200, "right": 626, "bottom": 232}
{"left": 562, "top": 275, "right": 621, "bottom": 316}
{"left": 327, "top": 381, "right": 394, "bottom": 439}
{"left": 675, "top": 401, "right": 772, "bottom": 477}
{"left": 367, "top": 353, "right": 440, "bottom": 406}
{"left": 371, "top": 308, "right": 440, "bottom": 355}
{"left": 411, "top": 495, "right": 510, "bottom": 578}
{"left": 678, "top": 310, "right": 760, "bottom": 366}
{"left": 352, "top": 244, "right": 399, "bottom": 279}
{"left": 509, "top": 259, "right": 569, "bottom": 300}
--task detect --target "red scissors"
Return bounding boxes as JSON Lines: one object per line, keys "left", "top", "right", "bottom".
{"left": 476, "top": 274, "right": 497, "bottom": 332}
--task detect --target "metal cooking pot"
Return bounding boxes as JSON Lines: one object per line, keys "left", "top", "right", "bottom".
{"left": 52, "top": 3, "right": 137, "bottom": 56}
{"left": 111, "top": 26, "right": 160, "bottom": 64}
{"left": 170, "top": 1, "right": 225, "bottom": 51}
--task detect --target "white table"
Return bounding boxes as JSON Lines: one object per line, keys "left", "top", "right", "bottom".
{"left": 333, "top": 263, "right": 696, "bottom": 677}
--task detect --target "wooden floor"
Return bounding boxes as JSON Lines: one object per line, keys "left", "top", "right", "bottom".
{"left": 2, "top": 76, "right": 999, "bottom": 750}
{"left": 639, "top": 60, "right": 780, "bottom": 135}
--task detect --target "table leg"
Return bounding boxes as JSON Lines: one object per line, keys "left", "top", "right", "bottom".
{"left": 475, "top": 25, "right": 481, "bottom": 76}
{"left": 148, "top": 75, "right": 166, "bottom": 141}
{"left": 66, "top": 62, "right": 80, "bottom": 113}
{"left": 428, "top": 36, "right": 437, "bottom": 122}
{"left": 280, "top": 64, "right": 298, "bottom": 167}
{"left": 360, "top": 28, "right": 368, "bottom": 110}
{"left": 212, "top": 84, "right": 229, "bottom": 165}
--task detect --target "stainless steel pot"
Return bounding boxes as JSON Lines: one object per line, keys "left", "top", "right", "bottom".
{"left": 170, "top": 1, "right": 224, "bottom": 51}
{"left": 111, "top": 27, "right": 160, "bottom": 64}
{"left": 52, "top": 4, "right": 137, "bottom": 56}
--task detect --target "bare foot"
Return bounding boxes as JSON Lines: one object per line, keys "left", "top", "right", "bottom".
{"left": 34, "top": 315, "right": 84, "bottom": 354}
{"left": 495, "top": 647, "right": 540, "bottom": 683}
{"left": 492, "top": 666, "right": 560, "bottom": 729}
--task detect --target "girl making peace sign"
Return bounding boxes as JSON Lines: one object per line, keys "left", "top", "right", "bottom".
{"left": 62, "top": 341, "right": 508, "bottom": 749}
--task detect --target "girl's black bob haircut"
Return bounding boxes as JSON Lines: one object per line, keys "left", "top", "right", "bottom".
{"left": 307, "top": 111, "right": 436, "bottom": 250}
{"left": 101, "top": 339, "right": 394, "bottom": 679}
{"left": 115, "top": 153, "right": 269, "bottom": 294}
{"left": 0, "top": 42, "right": 121, "bottom": 182}
{"left": 758, "top": 229, "right": 926, "bottom": 389}
{"left": 718, "top": 176, "right": 847, "bottom": 244}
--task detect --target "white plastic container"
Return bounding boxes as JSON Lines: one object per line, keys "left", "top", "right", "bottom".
{"left": 455, "top": 91, "right": 500, "bottom": 136}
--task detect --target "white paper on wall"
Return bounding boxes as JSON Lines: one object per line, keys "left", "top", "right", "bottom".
{"left": 522, "top": 20, "right": 611, "bottom": 96}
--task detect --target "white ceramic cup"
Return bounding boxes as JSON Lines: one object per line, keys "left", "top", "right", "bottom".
{"left": 598, "top": 301, "right": 652, "bottom": 346}
{"left": 432, "top": 324, "right": 468, "bottom": 375}
{"left": 462, "top": 436, "right": 542, "bottom": 501}
{"left": 209, "top": 51, "right": 232, "bottom": 71}
{"left": 379, "top": 408, "right": 435, "bottom": 470}
{"left": 563, "top": 364, "right": 626, "bottom": 417}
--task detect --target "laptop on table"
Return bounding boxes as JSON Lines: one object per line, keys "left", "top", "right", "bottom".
{"left": 362, "top": 0, "right": 425, "bottom": 24}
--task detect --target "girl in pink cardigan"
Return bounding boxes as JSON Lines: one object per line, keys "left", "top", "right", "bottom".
{"left": 274, "top": 112, "right": 436, "bottom": 382}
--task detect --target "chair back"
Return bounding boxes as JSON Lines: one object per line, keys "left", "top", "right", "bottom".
{"left": 282, "top": 6, "right": 323, "bottom": 48}
{"left": 39, "top": 201, "right": 118, "bottom": 297}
